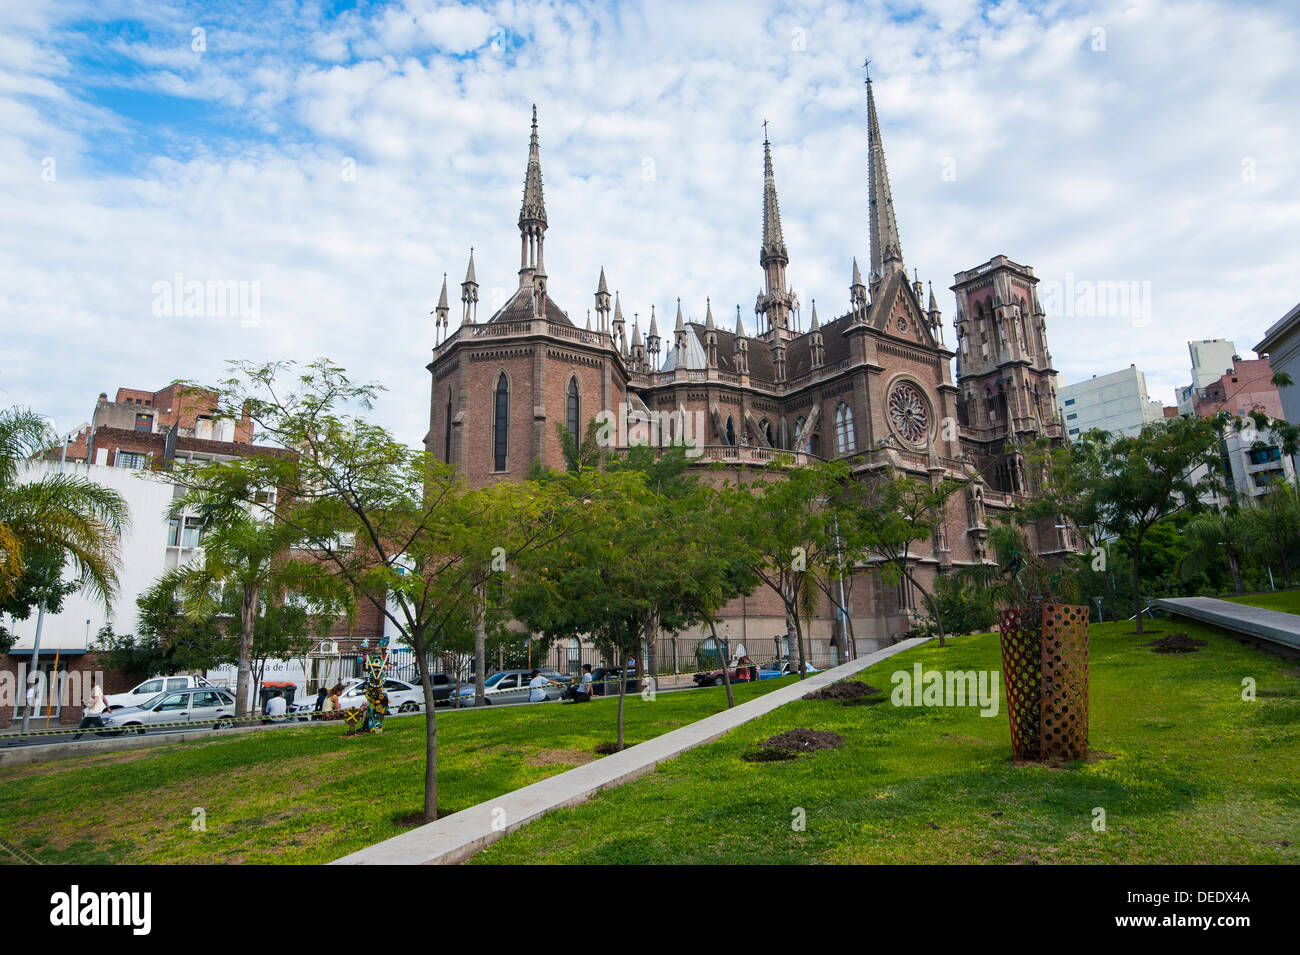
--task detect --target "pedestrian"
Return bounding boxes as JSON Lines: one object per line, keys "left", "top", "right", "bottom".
{"left": 527, "top": 669, "right": 556, "bottom": 703}
{"left": 71, "top": 676, "right": 108, "bottom": 740}
{"left": 265, "top": 690, "right": 288, "bottom": 722}
{"left": 564, "top": 664, "right": 594, "bottom": 703}
{"left": 314, "top": 685, "right": 327, "bottom": 714}
{"left": 322, "top": 683, "right": 341, "bottom": 719}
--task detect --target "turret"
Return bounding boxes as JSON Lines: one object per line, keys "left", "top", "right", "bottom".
{"left": 733, "top": 305, "right": 749, "bottom": 376}
{"left": 594, "top": 266, "right": 611, "bottom": 332}
{"left": 460, "top": 248, "right": 478, "bottom": 325}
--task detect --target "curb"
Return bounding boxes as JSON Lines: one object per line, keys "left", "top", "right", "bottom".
{"left": 330, "top": 637, "right": 928, "bottom": 865}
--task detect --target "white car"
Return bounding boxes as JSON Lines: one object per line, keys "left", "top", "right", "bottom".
{"left": 337, "top": 677, "right": 425, "bottom": 714}
{"left": 106, "top": 675, "right": 219, "bottom": 710}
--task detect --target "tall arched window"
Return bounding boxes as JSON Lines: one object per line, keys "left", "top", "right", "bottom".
{"left": 566, "top": 377, "right": 580, "bottom": 441}
{"left": 493, "top": 372, "right": 509, "bottom": 471}
{"left": 834, "top": 403, "right": 855, "bottom": 454}
{"left": 443, "top": 389, "right": 453, "bottom": 463}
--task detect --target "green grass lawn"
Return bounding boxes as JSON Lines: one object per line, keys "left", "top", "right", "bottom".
{"left": 1225, "top": 589, "right": 1300, "bottom": 615}
{"left": 0, "top": 680, "right": 788, "bottom": 864}
{"left": 471, "top": 620, "right": 1300, "bottom": 865}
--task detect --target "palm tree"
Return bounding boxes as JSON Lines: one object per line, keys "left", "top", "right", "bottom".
{"left": 1178, "top": 509, "right": 1247, "bottom": 594}
{"left": 0, "top": 407, "right": 128, "bottom": 605}
{"left": 1241, "top": 481, "right": 1300, "bottom": 589}
{"left": 158, "top": 488, "right": 345, "bottom": 718}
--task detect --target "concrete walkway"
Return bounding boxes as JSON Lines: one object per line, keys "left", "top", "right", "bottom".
{"left": 1154, "top": 596, "right": 1300, "bottom": 651}
{"left": 331, "top": 637, "right": 928, "bottom": 865}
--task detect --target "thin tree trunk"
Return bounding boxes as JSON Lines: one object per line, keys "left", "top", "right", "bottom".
{"left": 236, "top": 584, "right": 258, "bottom": 718}
{"left": 784, "top": 579, "right": 807, "bottom": 680}
{"left": 474, "top": 584, "right": 487, "bottom": 707}
{"left": 616, "top": 657, "right": 627, "bottom": 751}
{"left": 1132, "top": 534, "right": 1145, "bottom": 636}
{"left": 709, "top": 621, "right": 734, "bottom": 708}
{"left": 411, "top": 624, "right": 438, "bottom": 822}
{"left": 1229, "top": 551, "right": 1243, "bottom": 594}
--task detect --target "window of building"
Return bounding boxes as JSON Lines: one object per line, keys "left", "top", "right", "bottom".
{"left": 566, "top": 377, "right": 580, "bottom": 440}
{"left": 181, "top": 517, "right": 203, "bottom": 548}
{"left": 1064, "top": 398, "right": 1075, "bottom": 406}
{"left": 493, "top": 373, "right": 509, "bottom": 471}
{"left": 167, "top": 517, "right": 180, "bottom": 547}
{"left": 833, "top": 403, "right": 855, "bottom": 454}
{"left": 1068, "top": 428, "right": 1079, "bottom": 436}
{"left": 115, "top": 451, "right": 147, "bottom": 470}
{"left": 1254, "top": 469, "right": 1284, "bottom": 488}
{"left": 1249, "top": 446, "right": 1281, "bottom": 465}
{"left": 1066, "top": 413, "right": 1077, "bottom": 421}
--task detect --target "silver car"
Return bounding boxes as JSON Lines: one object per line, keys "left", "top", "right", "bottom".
{"left": 450, "top": 670, "right": 565, "bottom": 706}
{"left": 98, "top": 688, "right": 239, "bottom": 734}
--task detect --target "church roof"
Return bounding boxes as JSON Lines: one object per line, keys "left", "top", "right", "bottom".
{"left": 486, "top": 285, "right": 574, "bottom": 326}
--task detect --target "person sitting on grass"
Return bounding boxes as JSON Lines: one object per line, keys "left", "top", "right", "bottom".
{"left": 564, "top": 664, "right": 594, "bottom": 703}
{"left": 528, "top": 669, "right": 557, "bottom": 703}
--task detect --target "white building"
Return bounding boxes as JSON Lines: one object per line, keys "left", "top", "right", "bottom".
{"left": 1177, "top": 339, "right": 1240, "bottom": 415}
{"left": 1190, "top": 425, "right": 1296, "bottom": 511}
{"left": 1057, "top": 365, "right": 1166, "bottom": 440}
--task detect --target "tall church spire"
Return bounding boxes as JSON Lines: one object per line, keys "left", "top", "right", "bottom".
{"left": 518, "top": 104, "right": 548, "bottom": 292}
{"left": 756, "top": 122, "right": 795, "bottom": 338}
{"left": 760, "top": 125, "right": 787, "bottom": 267}
{"left": 866, "top": 71, "right": 904, "bottom": 287}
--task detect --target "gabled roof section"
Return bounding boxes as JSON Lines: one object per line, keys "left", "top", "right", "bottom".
{"left": 485, "top": 286, "right": 574, "bottom": 326}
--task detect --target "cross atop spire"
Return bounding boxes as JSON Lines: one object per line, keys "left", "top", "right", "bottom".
{"left": 867, "top": 72, "right": 904, "bottom": 285}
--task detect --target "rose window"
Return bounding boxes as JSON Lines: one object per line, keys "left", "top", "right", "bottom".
{"left": 888, "top": 382, "right": 930, "bottom": 445}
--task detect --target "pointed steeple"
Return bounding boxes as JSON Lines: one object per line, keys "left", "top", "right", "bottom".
{"left": 760, "top": 127, "right": 787, "bottom": 266}
{"left": 705, "top": 298, "right": 715, "bottom": 330}
{"left": 866, "top": 72, "right": 904, "bottom": 285}
{"left": 460, "top": 247, "right": 479, "bottom": 324}
{"left": 519, "top": 104, "right": 547, "bottom": 227}
{"left": 518, "top": 104, "right": 548, "bottom": 291}
{"left": 648, "top": 305, "right": 658, "bottom": 341}
{"left": 810, "top": 299, "right": 820, "bottom": 330}
{"left": 433, "top": 272, "right": 450, "bottom": 344}
{"left": 594, "top": 267, "right": 611, "bottom": 332}
{"left": 597, "top": 266, "right": 608, "bottom": 294}
{"left": 675, "top": 298, "right": 685, "bottom": 332}
{"left": 703, "top": 299, "right": 718, "bottom": 368}
{"left": 733, "top": 304, "right": 749, "bottom": 376}
{"left": 612, "top": 291, "right": 626, "bottom": 355}
{"left": 734, "top": 305, "right": 745, "bottom": 337}
{"left": 809, "top": 298, "right": 824, "bottom": 369}
{"left": 850, "top": 256, "right": 868, "bottom": 312}
{"left": 927, "top": 281, "right": 938, "bottom": 315}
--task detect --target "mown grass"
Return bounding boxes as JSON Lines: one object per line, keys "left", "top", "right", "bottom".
{"left": 0, "top": 679, "right": 787, "bottom": 865}
{"left": 471, "top": 620, "right": 1300, "bottom": 864}
{"left": 1225, "top": 588, "right": 1300, "bottom": 615}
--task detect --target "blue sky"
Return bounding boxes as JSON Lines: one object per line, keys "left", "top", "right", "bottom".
{"left": 2, "top": 0, "right": 1298, "bottom": 444}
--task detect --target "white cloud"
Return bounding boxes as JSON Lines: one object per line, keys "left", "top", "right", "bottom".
{"left": 0, "top": 0, "right": 1298, "bottom": 445}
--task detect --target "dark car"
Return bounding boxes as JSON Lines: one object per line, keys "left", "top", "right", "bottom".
{"left": 589, "top": 666, "right": 639, "bottom": 696}
{"left": 694, "top": 663, "right": 760, "bottom": 687}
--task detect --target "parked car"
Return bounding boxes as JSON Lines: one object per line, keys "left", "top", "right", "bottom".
{"left": 589, "top": 666, "right": 639, "bottom": 696}
{"left": 758, "top": 661, "right": 822, "bottom": 679}
{"left": 105, "top": 674, "right": 219, "bottom": 710}
{"left": 336, "top": 677, "right": 426, "bottom": 714}
{"left": 693, "top": 663, "right": 760, "bottom": 687}
{"left": 98, "top": 688, "right": 238, "bottom": 734}
{"left": 450, "top": 670, "right": 565, "bottom": 706}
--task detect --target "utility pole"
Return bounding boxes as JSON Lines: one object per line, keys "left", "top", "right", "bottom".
{"left": 20, "top": 605, "right": 45, "bottom": 734}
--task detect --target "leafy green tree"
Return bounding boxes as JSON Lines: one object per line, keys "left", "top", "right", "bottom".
{"left": 94, "top": 584, "right": 237, "bottom": 676}
{"left": 1176, "top": 509, "right": 1246, "bottom": 594}
{"left": 175, "top": 360, "right": 575, "bottom": 822}
{"left": 1067, "top": 417, "right": 1223, "bottom": 634}
{"left": 0, "top": 407, "right": 129, "bottom": 606}
{"left": 832, "top": 469, "right": 969, "bottom": 646}
{"left": 1241, "top": 480, "right": 1300, "bottom": 589}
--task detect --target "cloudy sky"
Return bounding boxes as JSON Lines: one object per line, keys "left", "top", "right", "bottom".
{"left": 2, "top": 0, "right": 1298, "bottom": 445}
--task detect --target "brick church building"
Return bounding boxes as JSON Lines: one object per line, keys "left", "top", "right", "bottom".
{"left": 425, "top": 81, "right": 1071, "bottom": 657}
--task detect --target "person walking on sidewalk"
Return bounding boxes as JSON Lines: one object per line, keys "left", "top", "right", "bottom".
{"left": 72, "top": 677, "right": 108, "bottom": 740}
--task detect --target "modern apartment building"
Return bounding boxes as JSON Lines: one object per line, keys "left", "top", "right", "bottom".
{"left": 1057, "top": 365, "right": 1166, "bottom": 439}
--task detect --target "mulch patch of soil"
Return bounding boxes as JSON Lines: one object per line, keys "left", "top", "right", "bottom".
{"left": 594, "top": 742, "right": 623, "bottom": 755}
{"left": 808, "top": 681, "right": 882, "bottom": 703}
{"left": 742, "top": 728, "right": 845, "bottom": 762}
{"left": 1145, "top": 633, "right": 1208, "bottom": 653}
{"left": 1125, "top": 629, "right": 1164, "bottom": 635}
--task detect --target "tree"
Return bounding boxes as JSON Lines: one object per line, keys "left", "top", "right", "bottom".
{"left": 94, "top": 584, "right": 237, "bottom": 676}
{"left": 1241, "top": 480, "right": 1300, "bottom": 589}
{"left": 832, "top": 468, "right": 969, "bottom": 647}
{"left": 152, "top": 488, "right": 325, "bottom": 719}
{"left": 0, "top": 407, "right": 129, "bottom": 607}
{"left": 173, "top": 360, "right": 575, "bottom": 822}
{"left": 726, "top": 460, "right": 839, "bottom": 678}
{"left": 510, "top": 468, "right": 670, "bottom": 749}
{"left": 1178, "top": 509, "right": 1248, "bottom": 594}
{"left": 1069, "top": 417, "right": 1223, "bottom": 634}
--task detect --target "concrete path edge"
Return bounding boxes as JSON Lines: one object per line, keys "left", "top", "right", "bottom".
{"left": 330, "top": 637, "right": 929, "bottom": 866}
